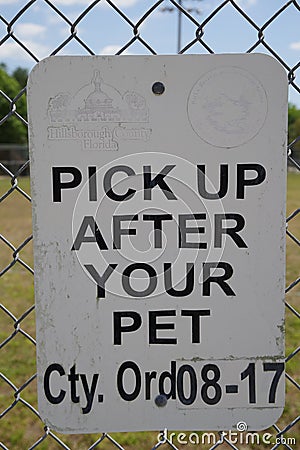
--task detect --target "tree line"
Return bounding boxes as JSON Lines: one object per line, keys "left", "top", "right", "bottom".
{"left": 0, "top": 63, "right": 28, "bottom": 144}
{"left": 288, "top": 103, "right": 300, "bottom": 157}
{"left": 0, "top": 64, "right": 300, "bottom": 159}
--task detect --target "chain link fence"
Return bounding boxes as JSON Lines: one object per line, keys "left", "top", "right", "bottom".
{"left": 0, "top": 1, "right": 299, "bottom": 449}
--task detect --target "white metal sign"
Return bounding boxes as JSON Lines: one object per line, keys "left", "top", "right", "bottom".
{"left": 28, "top": 54, "right": 287, "bottom": 433}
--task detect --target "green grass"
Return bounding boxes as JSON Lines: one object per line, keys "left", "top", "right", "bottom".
{"left": 1, "top": 174, "right": 299, "bottom": 449}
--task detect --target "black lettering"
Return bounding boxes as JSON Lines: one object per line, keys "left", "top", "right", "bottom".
{"left": 149, "top": 310, "right": 177, "bottom": 344}
{"left": 181, "top": 309, "right": 211, "bottom": 343}
{"left": 84, "top": 263, "right": 117, "bottom": 298}
{"left": 159, "top": 360, "right": 177, "bottom": 399}
{"left": 179, "top": 214, "right": 207, "bottom": 249}
{"left": 88, "top": 166, "right": 97, "bottom": 202}
{"left": 177, "top": 365, "right": 197, "bottom": 405}
{"left": 117, "top": 361, "right": 141, "bottom": 401}
{"left": 214, "top": 213, "right": 247, "bottom": 248}
{"left": 113, "top": 311, "right": 142, "bottom": 345}
{"left": 143, "top": 214, "right": 173, "bottom": 248}
{"left": 197, "top": 164, "right": 229, "bottom": 199}
{"left": 202, "top": 262, "right": 235, "bottom": 296}
{"left": 103, "top": 165, "right": 136, "bottom": 201}
{"left": 52, "top": 167, "right": 82, "bottom": 202}
{"left": 71, "top": 216, "right": 108, "bottom": 251}
{"left": 122, "top": 263, "right": 157, "bottom": 297}
{"left": 68, "top": 364, "right": 80, "bottom": 403}
{"left": 80, "top": 373, "right": 99, "bottom": 414}
{"left": 143, "top": 165, "right": 177, "bottom": 200}
{"left": 237, "top": 164, "right": 266, "bottom": 199}
{"left": 263, "top": 362, "right": 284, "bottom": 404}
{"left": 164, "top": 262, "right": 194, "bottom": 297}
{"left": 241, "top": 362, "right": 256, "bottom": 403}
{"left": 201, "top": 364, "right": 222, "bottom": 405}
{"left": 145, "top": 371, "right": 157, "bottom": 400}
{"left": 113, "top": 215, "right": 138, "bottom": 249}
{"left": 44, "top": 363, "right": 66, "bottom": 404}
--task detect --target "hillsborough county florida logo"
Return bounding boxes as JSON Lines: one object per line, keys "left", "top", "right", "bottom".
{"left": 47, "top": 70, "right": 150, "bottom": 150}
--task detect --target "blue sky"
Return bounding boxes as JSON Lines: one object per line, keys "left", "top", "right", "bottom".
{"left": 0, "top": 0, "right": 299, "bottom": 105}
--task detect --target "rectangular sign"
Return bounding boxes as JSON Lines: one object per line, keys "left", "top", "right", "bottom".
{"left": 27, "top": 54, "right": 287, "bottom": 433}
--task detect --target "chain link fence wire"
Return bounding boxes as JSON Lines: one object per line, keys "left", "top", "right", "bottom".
{"left": 0, "top": 1, "right": 299, "bottom": 449}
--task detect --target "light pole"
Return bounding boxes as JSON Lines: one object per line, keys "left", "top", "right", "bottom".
{"left": 177, "top": 0, "right": 182, "bottom": 54}
{"left": 161, "top": 0, "right": 202, "bottom": 53}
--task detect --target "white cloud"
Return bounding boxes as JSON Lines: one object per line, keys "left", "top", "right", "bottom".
{"left": 244, "top": 0, "right": 258, "bottom": 5}
{"left": 290, "top": 42, "right": 300, "bottom": 50}
{"left": 51, "top": 0, "right": 138, "bottom": 6}
{"left": 100, "top": 44, "right": 132, "bottom": 55}
{"left": 231, "top": 0, "right": 258, "bottom": 7}
{"left": 0, "top": 40, "right": 50, "bottom": 62}
{"left": 51, "top": 0, "right": 90, "bottom": 5}
{"left": 15, "top": 23, "right": 46, "bottom": 39}
{"left": 203, "top": 0, "right": 257, "bottom": 14}
{"left": 46, "top": 15, "right": 66, "bottom": 26}
{"left": 103, "top": 0, "right": 138, "bottom": 6}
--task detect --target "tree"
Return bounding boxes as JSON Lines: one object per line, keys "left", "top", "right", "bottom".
{"left": 288, "top": 103, "right": 300, "bottom": 160}
{"left": 0, "top": 66, "right": 27, "bottom": 144}
{"left": 12, "top": 66, "right": 28, "bottom": 88}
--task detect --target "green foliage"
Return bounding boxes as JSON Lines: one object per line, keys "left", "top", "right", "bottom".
{"left": 12, "top": 66, "right": 28, "bottom": 88}
{"left": 0, "top": 66, "right": 27, "bottom": 144}
{"left": 288, "top": 103, "right": 300, "bottom": 159}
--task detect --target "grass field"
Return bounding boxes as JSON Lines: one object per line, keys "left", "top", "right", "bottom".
{"left": 0, "top": 174, "right": 299, "bottom": 449}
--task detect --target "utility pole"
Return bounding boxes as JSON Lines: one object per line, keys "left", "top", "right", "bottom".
{"left": 161, "top": 0, "right": 202, "bottom": 53}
